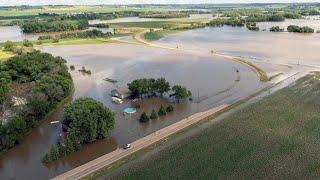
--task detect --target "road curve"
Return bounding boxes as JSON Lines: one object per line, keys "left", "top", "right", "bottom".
{"left": 133, "top": 30, "right": 267, "bottom": 81}
{"left": 52, "top": 104, "right": 229, "bottom": 180}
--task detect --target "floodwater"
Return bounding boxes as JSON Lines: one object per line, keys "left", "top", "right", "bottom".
{"left": 156, "top": 26, "right": 320, "bottom": 67}
{"left": 0, "top": 26, "right": 113, "bottom": 42}
{"left": 257, "top": 16, "right": 320, "bottom": 31}
{"left": 0, "top": 43, "right": 261, "bottom": 179}
{"left": 88, "top": 14, "right": 213, "bottom": 24}
{"left": 0, "top": 26, "right": 39, "bottom": 42}
{"left": 4, "top": 19, "right": 318, "bottom": 179}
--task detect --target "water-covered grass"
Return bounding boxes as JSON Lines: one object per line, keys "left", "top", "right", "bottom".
{"left": 114, "top": 72, "right": 320, "bottom": 179}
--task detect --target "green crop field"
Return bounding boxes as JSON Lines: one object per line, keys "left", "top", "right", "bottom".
{"left": 112, "top": 72, "right": 320, "bottom": 179}
{"left": 0, "top": 5, "right": 172, "bottom": 17}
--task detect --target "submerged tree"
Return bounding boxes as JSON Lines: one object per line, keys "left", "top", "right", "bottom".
{"left": 158, "top": 105, "right": 166, "bottom": 116}
{"left": 140, "top": 112, "right": 150, "bottom": 122}
{"left": 172, "top": 85, "right": 192, "bottom": 102}
{"left": 150, "top": 109, "right": 158, "bottom": 119}
{"left": 166, "top": 104, "right": 174, "bottom": 112}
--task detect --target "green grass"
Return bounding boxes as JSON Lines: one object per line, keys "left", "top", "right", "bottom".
{"left": 143, "top": 30, "right": 179, "bottom": 41}
{"left": 111, "top": 19, "right": 203, "bottom": 29}
{"left": 0, "top": 49, "right": 14, "bottom": 62}
{"left": 112, "top": 72, "right": 320, "bottom": 179}
{"left": 36, "top": 38, "right": 119, "bottom": 46}
{"left": 0, "top": 6, "right": 133, "bottom": 17}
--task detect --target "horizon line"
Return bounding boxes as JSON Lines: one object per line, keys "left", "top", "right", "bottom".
{"left": 1, "top": 2, "right": 319, "bottom": 7}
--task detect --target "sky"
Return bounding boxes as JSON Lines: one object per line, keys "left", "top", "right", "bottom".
{"left": 0, "top": 0, "right": 318, "bottom": 6}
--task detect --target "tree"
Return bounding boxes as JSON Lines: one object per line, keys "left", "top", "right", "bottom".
{"left": 139, "top": 112, "right": 150, "bottom": 122}
{"left": 158, "top": 105, "right": 166, "bottom": 116}
{"left": 128, "top": 77, "right": 171, "bottom": 97}
{"left": 155, "top": 77, "right": 170, "bottom": 95}
{"left": 0, "top": 71, "right": 11, "bottom": 104}
{"left": 22, "top": 39, "right": 33, "bottom": 47}
{"left": 172, "top": 85, "right": 192, "bottom": 101}
{"left": 166, "top": 104, "right": 174, "bottom": 112}
{"left": 150, "top": 109, "right": 158, "bottom": 119}
{"left": 27, "top": 92, "right": 50, "bottom": 117}
{"left": 3, "top": 40, "right": 15, "bottom": 52}
{"left": 63, "top": 98, "right": 115, "bottom": 144}
{"left": 49, "top": 145, "right": 59, "bottom": 161}
{"left": 42, "top": 153, "right": 51, "bottom": 164}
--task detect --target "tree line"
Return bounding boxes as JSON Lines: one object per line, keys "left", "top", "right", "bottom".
{"left": 21, "top": 19, "right": 89, "bottom": 33}
{"left": 127, "top": 77, "right": 192, "bottom": 101}
{"left": 140, "top": 104, "right": 174, "bottom": 123}
{"left": 43, "top": 98, "right": 115, "bottom": 163}
{"left": 287, "top": 25, "right": 314, "bottom": 33}
{"left": 207, "top": 18, "right": 245, "bottom": 27}
{"left": 0, "top": 51, "right": 73, "bottom": 152}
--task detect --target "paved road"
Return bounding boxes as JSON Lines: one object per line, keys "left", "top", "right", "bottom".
{"left": 52, "top": 104, "right": 229, "bottom": 180}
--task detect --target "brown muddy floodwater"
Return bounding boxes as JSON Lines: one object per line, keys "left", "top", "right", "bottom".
{"left": 0, "top": 42, "right": 262, "bottom": 179}
{"left": 157, "top": 26, "right": 320, "bottom": 67}
{"left": 0, "top": 26, "right": 39, "bottom": 42}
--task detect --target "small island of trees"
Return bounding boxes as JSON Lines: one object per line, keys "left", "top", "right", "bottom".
{"left": 21, "top": 19, "right": 89, "bottom": 33}
{"left": 270, "top": 26, "right": 284, "bottom": 32}
{"left": 287, "top": 25, "right": 314, "bottom": 33}
{"left": 43, "top": 98, "right": 115, "bottom": 163}
{"left": 127, "top": 77, "right": 191, "bottom": 123}
{"left": 127, "top": 77, "right": 192, "bottom": 101}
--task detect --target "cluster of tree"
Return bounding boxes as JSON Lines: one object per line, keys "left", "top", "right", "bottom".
{"left": 59, "top": 29, "right": 112, "bottom": 39}
{"left": 287, "top": 25, "right": 314, "bottom": 33}
{"left": 128, "top": 78, "right": 171, "bottom": 97}
{"left": 270, "top": 26, "right": 284, "bottom": 32}
{"left": 283, "top": 12, "right": 302, "bottom": 19}
{"left": 300, "top": 9, "right": 320, "bottom": 16}
{"left": 171, "top": 85, "right": 192, "bottom": 102}
{"left": 43, "top": 98, "right": 115, "bottom": 163}
{"left": 0, "top": 51, "right": 73, "bottom": 152}
{"left": 207, "top": 18, "right": 245, "bottom": 27}
{"left": 3, "top": 40, "right": 34, "bottom": 55}
{"left": 246, "top": 22, "right": 259, "bottom": 31}
{"left": 128, "top": 78, "right": 192, "bottom": 101}
{"left": 139, "top": 11, "right": 190, "bottom": 19}
{"left": 0, "top": 71, "right": 11, "bottom": 105}
{"left": 90, "top": 23, "right": 110, "bottom": 28}
{"left": 21, "top": 19, "right": 89, "bottom": 33}
{"left": 140, "top": 104, "right": 174, "bottom": 123}
{"left": 78, "top": 66, "right": 92, "bottom": 75}
{"left": 246, "top": 14, "right": 285, "bottom": 22}
{"left": 37, "top": 30, "right": 113, "bottom": 42}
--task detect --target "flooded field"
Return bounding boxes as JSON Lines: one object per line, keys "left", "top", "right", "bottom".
{"left": 257, "top": 16, "right": 320, "bottom": 31}
{"left": 0, "top": 26, "right": 39, "bottom": 42}
{"left": 157, "top": 26, "right": 320, "bottom": 67}
{"left": 0, "top": 26, "right": 114, "bottom": 42}
{"left": 0, "top": 43, "right": 261, "bottom": 179}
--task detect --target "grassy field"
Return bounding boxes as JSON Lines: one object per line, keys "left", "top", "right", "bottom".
{"left": 0, "top": 5, "right": 174, "bottom": 17}
{"left": 36, "top": 38, "right": 119, "bottom": 46}
{"left": 0, "top": 49, "right": 14, "bottom": 62}
{"left": 0, "top": 6, "right": 131, "bottom": 17}
{"left": 143, "top": 30, "right": 179, "bottom": 41}
{"left": 112, "top": 72, "right": 320, "bottom": 179}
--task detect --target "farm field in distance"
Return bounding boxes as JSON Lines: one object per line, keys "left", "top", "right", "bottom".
{"left": 110, "top": 72, "right": 320, "bottom": 179}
